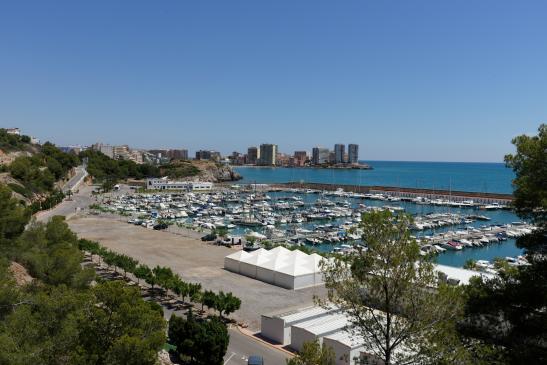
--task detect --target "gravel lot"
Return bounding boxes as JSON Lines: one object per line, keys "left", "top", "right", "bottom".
{"left": 68, "top": 215, "right": 327, "bottom": 330}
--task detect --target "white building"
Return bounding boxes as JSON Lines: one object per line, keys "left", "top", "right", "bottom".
{"left": 145, "top": 177, "right": 213, "bottom": 191}
{"left": 434, "top": 264, "right": 494, "bottom": 285}
{"left": 224, "top": 247, "right": 327, "bottom": 290}
{"left": 261, "top": 305, "right": 340, "bottom": 346}
{"left": 290, "top": 312, "right": 349, "bottom": 352}
{"left": 323, "top": 330, "right": 383, "bottom": 365}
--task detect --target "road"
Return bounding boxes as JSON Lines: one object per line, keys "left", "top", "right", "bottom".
{"left": 35, "top": 183, "right": 95, "bottom": 223}
{"left": 63, "top": 165, "right": 88, "bottom": 194}
{"left": 225, "top": 328, "right": 290, "bottom": 365}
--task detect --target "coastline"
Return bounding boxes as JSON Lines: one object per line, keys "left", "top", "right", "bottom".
{"left": 232, "top": 164, "right": 373, "bottom": 170}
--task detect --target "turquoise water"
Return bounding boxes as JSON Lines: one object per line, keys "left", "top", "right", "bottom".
{"left": 234, "top": 161, "right": 515, "bottom": 194}
{"left": 233, "top": 161, "right": 524, "bottom": 267}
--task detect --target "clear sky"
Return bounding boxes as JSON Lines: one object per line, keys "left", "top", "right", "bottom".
{"left": 0, "top": 1, "right": 545, "bottom": 162}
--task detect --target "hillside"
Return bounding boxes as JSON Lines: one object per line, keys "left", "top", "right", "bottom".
{"left": 81, "top": 150, "right": 241, "bottom": 186}
{"left": 0, "top": 128, "right": 79, "bottom": 204}
{"left": 160, "top": 159, "right": 242, "bottom": 182}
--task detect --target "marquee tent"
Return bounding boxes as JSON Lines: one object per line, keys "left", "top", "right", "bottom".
{"left": 224, "top": 247, "right": 326, "bottom": 290}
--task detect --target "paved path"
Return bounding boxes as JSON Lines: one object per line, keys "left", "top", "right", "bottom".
{"left": 63, "top": 165, "right": 88, "bottom": 194}
{"left": 35, "top": 184, "right": 96, "bottom": 223}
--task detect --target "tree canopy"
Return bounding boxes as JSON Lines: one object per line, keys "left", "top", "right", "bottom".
{"left": 168, "top": 312, "right": 229, "bottom": 365}
{"left": 321, "top": 210, "right": 467, "bottom": 365}
{"left": 460, "top": 124, "right": 547, "bottom": 364}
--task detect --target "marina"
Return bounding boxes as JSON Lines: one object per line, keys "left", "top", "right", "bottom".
{"left": 94, "top": 183, "right": 532, "bottom": 270}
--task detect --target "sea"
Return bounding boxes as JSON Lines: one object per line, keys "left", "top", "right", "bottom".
{"left": 233, "top": 161, "right": 524, "bottom": 268}
{"left": 234, "top": 161, "right": 515, "bottom": 194}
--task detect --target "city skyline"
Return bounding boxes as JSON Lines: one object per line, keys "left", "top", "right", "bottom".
{"left": 1, "top": 1, "right": 546, "bottom": 162}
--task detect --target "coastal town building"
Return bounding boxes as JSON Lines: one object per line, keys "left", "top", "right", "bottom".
{"left": 329, "top": 151, "right": 336, "bottom": 164}
{"left": 113, "top": 145, "right": 131, "bottom": 159}
{"left": 312, "top": 147, "right": 330, "bottom": 165}
{"left": 91, "top": 143, "right": 143, "bottom": 163}
{"left": 247, "top": 146, "right": 260, "bottom": 165}
{"left": 166, "top": 149, "right": 188, "bottom": 160}
{"left": 334, "top": 144, "right": 345, "bottom": 164}
{"left": 6, "top": 128, "right": 20, "bottom": 135}
{"left": 228, "top": 151, "right": 246, "bottom": 165}
{"left": 195, "top": 150, "right": 221, "bottom": 162}
{"left": 348, "top": 144, "right": 359, "bottom": 164}
{"left": 276, "top": 153, "right": 290, "bottom": 166}
{"left": 91, "top": 143, "right": 114, "bottom": 158}
{"left": 146, "top": 177, "right": 213, "bottom": 191}
{"left": 293, "top": 151, "right": 308, "bottom": 166}
{"left": 259, "top": 144, "right": 278, "bottom": 165}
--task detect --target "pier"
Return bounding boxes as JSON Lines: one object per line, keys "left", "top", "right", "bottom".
{"left": 274, "top": 182, "right": 513, "bottom": 205}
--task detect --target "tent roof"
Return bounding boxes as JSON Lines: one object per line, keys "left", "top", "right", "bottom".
{"left": 226, "top": 248, "right": 325, "bottom": 277}
{"left": 225, "top": 250, "right": 251, "bottom": 261}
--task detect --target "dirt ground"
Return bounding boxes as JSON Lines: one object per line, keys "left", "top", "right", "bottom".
{"left": 68, "top": 215, "right": 327, "bottom": 330}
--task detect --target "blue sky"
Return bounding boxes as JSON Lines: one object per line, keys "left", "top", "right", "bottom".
{"left": 0, "top": 1, "right": 545, "bottom": 162}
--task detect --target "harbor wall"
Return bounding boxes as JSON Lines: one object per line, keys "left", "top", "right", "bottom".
{"left": 270, "top": 182, "right": 513, "bottom": 204}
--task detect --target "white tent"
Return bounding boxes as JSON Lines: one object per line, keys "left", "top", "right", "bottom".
{"left": 223, "top": 247, "right": 327, "bottom": 290}
{"left": 239, "top": 248, "right": 271, "bottom": 278}
{"left": 224, "top": 250, "right": 250, "bottom": 273}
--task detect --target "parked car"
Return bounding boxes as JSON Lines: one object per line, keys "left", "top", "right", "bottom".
{"left": 201, "top": 233, "right": 217, "bottom": 241}
{"left": 248, "top": 356, "right": 264, "bottom": 365}
{"left": 153, "top": 223, "right": 168, "bottom": 230}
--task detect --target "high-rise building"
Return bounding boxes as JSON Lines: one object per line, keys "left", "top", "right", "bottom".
{"left": 334, "top": 144, "right": 345, "bottom": 164}
{"left": 247, "top": 146, "right": 260, "bottom": 165}
{"left": 294, "top": 151, "right": 307, "bottom": 160}
{"left": 348, "top": 144, "right": 359, "bottom": 164}
{"left": 312, "top": 147, "right": 330, "bottom": 165}
{"left": 195, "top": 150, "right": 221, "bottom": 161}
{"left": 92, "top": 143, "right": 114, "bottom": 158}
{"left": 113, "top": 145, "right": 131, "bottom": 160}
{"left": 259, "top": 144, "right": 277, "bottom": 165}
{"left": 293, "top": 151, "right": 308, "bottom": 166}
{"left": 167, "top": 149, "right": 189, "bottom": 160}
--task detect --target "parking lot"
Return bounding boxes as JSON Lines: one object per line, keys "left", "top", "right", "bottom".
{"left": 68, "top": 215, "right": 327, "bottom": 330}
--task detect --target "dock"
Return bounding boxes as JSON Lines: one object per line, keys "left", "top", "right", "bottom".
{"left": 274, "top": 182, "right": 513, "bottom": 205}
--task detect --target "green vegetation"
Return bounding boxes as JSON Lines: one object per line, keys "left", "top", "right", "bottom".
{"left": 459, "top": 124, "right": 547, "bottom": 364}
{"left": 168, "top": 311, "right": 229, "bottom": 365}
{"left": 0, "top": 184, "right": 28, "bottom": 244}
{"left": 321, "top": 210, "right": 467, "bottom": 365}
{"left": 78, "top": 238, "right": 241, "bottom": 318}
{"left": 79, "top": 149, "right": 159, "bottom": 184}
{"left": 286, "top": 339, "right": 335, "bottom": 365}
{"left": 12, "top": 216, "right": 94, "bottom": 288}
{"left": 463, "top": 259, "right": 478, "bottom": 271}
{"left": 8, "top": 142, "right": 79, "bottom": 195}
{"left": 160, "top": 160, "right": 200, "bottom": 179}
{"left": 0, "top": 191, "right": 167, "bottom": 365}
{"left": 0, "top": 128, "right": 34, "bottom": 152}
{"left": 6, "top": 183, "right": 32, "bottom": 199}
{"left": 78, "top": 238, "right": 240, "bottom": 364}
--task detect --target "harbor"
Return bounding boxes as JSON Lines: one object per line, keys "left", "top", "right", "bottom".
{"left": 92, "top": 183, "right": 532, "bottom": 269}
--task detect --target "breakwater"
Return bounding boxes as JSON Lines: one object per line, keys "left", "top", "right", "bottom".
{"left": 273, "top": 182, "right": 513, "bottom": 205}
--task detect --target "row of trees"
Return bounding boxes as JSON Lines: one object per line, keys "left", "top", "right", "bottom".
{"left": 78, "top": 239, "right": 242, "bottom": 319}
